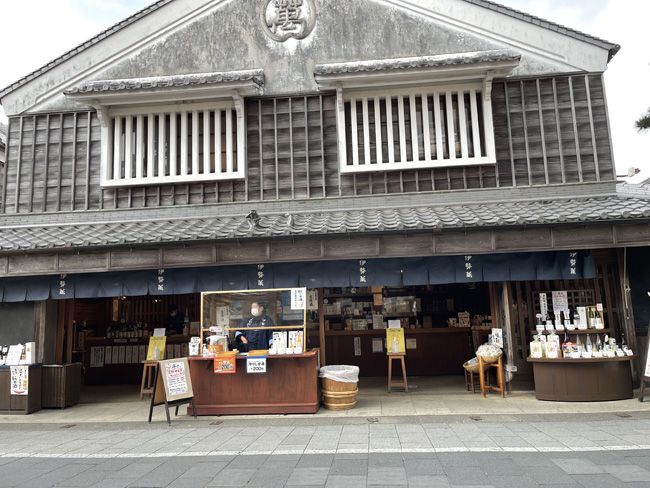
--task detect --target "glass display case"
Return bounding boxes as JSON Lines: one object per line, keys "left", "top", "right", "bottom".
{"left": 201, "top": 288, "right": 307, "bottom": 355}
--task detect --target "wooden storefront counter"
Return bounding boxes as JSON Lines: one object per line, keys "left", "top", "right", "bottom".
{"left": 527, "top": 356, "right": 635, "bottom": 402}
{"left": 0, "top": 364, "right": 42, "bottom": 414}
{"left": 187, "top": 350, "right": 320, "bottom": 415}
{"left": 325, "top": 328, "right": 472, "bottom": 376}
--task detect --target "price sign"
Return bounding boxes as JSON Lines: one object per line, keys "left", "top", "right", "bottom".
{"left": 246, "top": 356, "right": 267, "bottom": 374}
{"left": 214, "top": 356, "right": 237, "bottom": 374}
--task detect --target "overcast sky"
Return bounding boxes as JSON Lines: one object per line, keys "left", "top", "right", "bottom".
{"left": 1, "top": 0, "right": 648, "bottom": 176}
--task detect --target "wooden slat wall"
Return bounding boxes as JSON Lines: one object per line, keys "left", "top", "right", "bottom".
{"left": 246, "top": 95, "right": 338, "bottom": 200}
{"left": 492, "top": 74, "right": 615, "bottom": 187}
{"left": 0, "top": 74, "right": 616, "bottom": 215}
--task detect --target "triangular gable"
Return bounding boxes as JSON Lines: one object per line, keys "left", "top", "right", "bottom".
{"left": 0, "top": 0, "right": 617, "bottom": 116}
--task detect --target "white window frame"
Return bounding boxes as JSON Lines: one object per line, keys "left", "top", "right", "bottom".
{"left": 336, "top": 82, "right": 495, "bottom": 174}
{"left": 101, "top": 99, "right": 245, "bottom": 187}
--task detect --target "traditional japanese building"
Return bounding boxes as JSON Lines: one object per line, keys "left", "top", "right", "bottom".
{"left": 1, "top": 0, "right": 649, "bottom": 393}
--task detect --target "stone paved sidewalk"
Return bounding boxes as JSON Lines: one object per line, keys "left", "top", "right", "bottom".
{"left": 1, "top": 416, "right": 650, "bottom": 487}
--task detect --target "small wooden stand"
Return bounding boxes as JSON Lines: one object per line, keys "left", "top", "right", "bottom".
{"left": 140, "top": 361, "right": 157, "bottom": 400}
{"left": 640, "top": 377, "right": 649, "bottom": 402}
{"left": 478, "top": 355, "right": 505, "bottom": 398}
{"left": 640, "top": 351, "right": 650, "bottom": 402}
{"left": 464, "top": 368, "right": 482, "bottom": 393}
{"left": 148, "top": 359, "right": 197, "bottom": 425}
{"left": 388, "top": 353, "right": 408, "bottom": 393}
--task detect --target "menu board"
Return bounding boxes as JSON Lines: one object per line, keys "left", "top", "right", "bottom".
{"left": 645, "top": 349, "right": 650, "bottom": 379}
{"left": 163, "top": 359, "right": 191, "bottom": 399}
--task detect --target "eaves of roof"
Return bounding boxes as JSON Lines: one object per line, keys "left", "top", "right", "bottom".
{"left": 0, "top": 195, "right": 648, "bottom": 253}
{"left": 0, "top": 0, "right": 619, "bottom": 100}
{"left": 314, "top": 50, "right": 520, "bottom": 76}
{"left": 64, "top": 70, "right": 265, "bottom": 95}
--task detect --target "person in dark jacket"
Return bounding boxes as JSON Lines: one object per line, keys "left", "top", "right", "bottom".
{"left": 164, "top": 305, "right": 184, "bottom": 335}
{"left": 235, "top": 301, "right": 274, "bottom": 352}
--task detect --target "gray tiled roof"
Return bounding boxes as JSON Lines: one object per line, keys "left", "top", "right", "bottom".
{"left": 64, "top": 70, "right": 264, "bottom": 95}
{"left": 0, "top": 194, "right": 648, "bottom": 252}
{"left": 617, "top": 179, "right": 650, "bottom": 199}
{"left": 0, "top": 0, "right": 619, "bottom": 99}
{"left": 314, "top": 51, "right": 520, "bottom": 76}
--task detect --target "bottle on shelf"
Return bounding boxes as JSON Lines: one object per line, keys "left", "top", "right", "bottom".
{"left": 572, "top": 309, "right": 580, "bottom": 329}
{"left": 588, "top": 307, "right": 595, "bottom": 329}
{"left": 596, "top": 334, "right": 602, "bottom": 352}
{"left": 586, "top": 334, "right": 593, "bottom": 353}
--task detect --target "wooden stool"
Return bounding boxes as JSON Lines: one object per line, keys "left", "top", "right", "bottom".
{"left": 140, "top": 360, "right": 157, "bottom": 400}
{"left": 388, "top": 353, "right": 408, "bottom": 393}
{"left": 478, "top": 355, "right": 505, "bottom": 398}
{"left": 464, "top": 368, "right": 482, "bottom": 393}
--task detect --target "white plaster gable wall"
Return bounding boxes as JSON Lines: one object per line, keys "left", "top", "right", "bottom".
{"left": 1, "top": 0, "right": 614, "bottom": 116}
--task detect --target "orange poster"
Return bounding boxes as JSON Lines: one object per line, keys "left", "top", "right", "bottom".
{"left": 214, "top": 355, "right": 236, "bottom": 374}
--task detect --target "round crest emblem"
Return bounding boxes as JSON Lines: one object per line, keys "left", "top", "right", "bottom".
{"left": 261, "top": 0, "right": 316, "bottom": 42}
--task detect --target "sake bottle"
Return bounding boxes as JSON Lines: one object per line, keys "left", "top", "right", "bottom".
{"left": 586, "top": 334, "right": 593, "bottom": 353}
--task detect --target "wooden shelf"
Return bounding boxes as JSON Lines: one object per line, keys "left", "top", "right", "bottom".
{"left": 324, "top": 314, "right": 369, "bottom": 318}
{"left": 537, "top": 328, "right": 611, "bottom": 335}
{"left": 528, "top": 355, "right": 635, "bottom": 363}
{"left": 323, "top": 294, "right": 373, "bottom": 299}
{"left": 325, "top": 327, "right": 471, "bottom": 336}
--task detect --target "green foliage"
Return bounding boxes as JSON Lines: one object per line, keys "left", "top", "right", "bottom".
{"left": 636, "top": 108, "right": 650, "bottom": 132}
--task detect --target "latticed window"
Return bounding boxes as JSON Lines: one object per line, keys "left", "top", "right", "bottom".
{"left": 104, "top": 101, "right": 244, "bottom": 187}
{"left": 339, "top": 84, "right": 495, "bottom": 173}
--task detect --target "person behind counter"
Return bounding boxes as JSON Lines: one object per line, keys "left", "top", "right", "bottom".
{"left": 235, "top": 301, "right": 274, "bottom": 352}
{"left": 164, "top": 305, "right": 185, "bottom": 335}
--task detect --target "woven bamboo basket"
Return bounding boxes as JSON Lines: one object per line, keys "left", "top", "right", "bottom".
{"left": 321, "top": 377, "right": 358, "bottom": 410}
{"left": 463, "top": 360, "right": 489, "bottom": 374}
{"left": 477, "top": 353, "right": 501, "bottom": 364}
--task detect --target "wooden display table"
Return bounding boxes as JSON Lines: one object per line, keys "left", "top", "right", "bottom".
{"left": 187, "top": 350, "right": 320, "bottom": 415}
{"left": 0, "top": 364, "right": 42, "bottom": 414}
{"left": 527, "top": 356, "right": 634, "bottom": 402}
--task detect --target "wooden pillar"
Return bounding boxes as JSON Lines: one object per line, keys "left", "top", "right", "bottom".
{"left": 55, "top": 300, "right": 66, "bottom": 364}
{"left": 617, "top": 248, "right": 639, "bottom": 385}
{"left": 66, "top": 300, "right": 75, "bottom": 364}
{"left": 318, "top": 288, "right": 326, "bottom": 367}
{"left": 491, "top": 281, "right": 516, "bottom": 388}
{"left": 33, "top": 300, "right": 58, "bottom": 364}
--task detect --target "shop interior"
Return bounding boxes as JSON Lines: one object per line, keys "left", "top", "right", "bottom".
{"left": 66, "top": 283, "right": 493, "bottom": 393}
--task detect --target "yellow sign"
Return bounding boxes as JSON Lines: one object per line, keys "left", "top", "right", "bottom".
{"left": 386, "top": 328, "right": 405, "bottom": 354}
{"left": 147, "top": 336, "right": 167, "bottom": 360}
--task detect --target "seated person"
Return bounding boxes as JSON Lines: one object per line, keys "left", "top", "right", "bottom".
{"left": 164, "top": 305, "right": 184, "bottom": 335}
{"left": 235, "top": 301, "right": 274, "bottom": 352}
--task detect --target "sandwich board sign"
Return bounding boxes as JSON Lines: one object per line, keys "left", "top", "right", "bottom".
{"left": 148, "top": 357, "right": 197, "bottom": 424}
